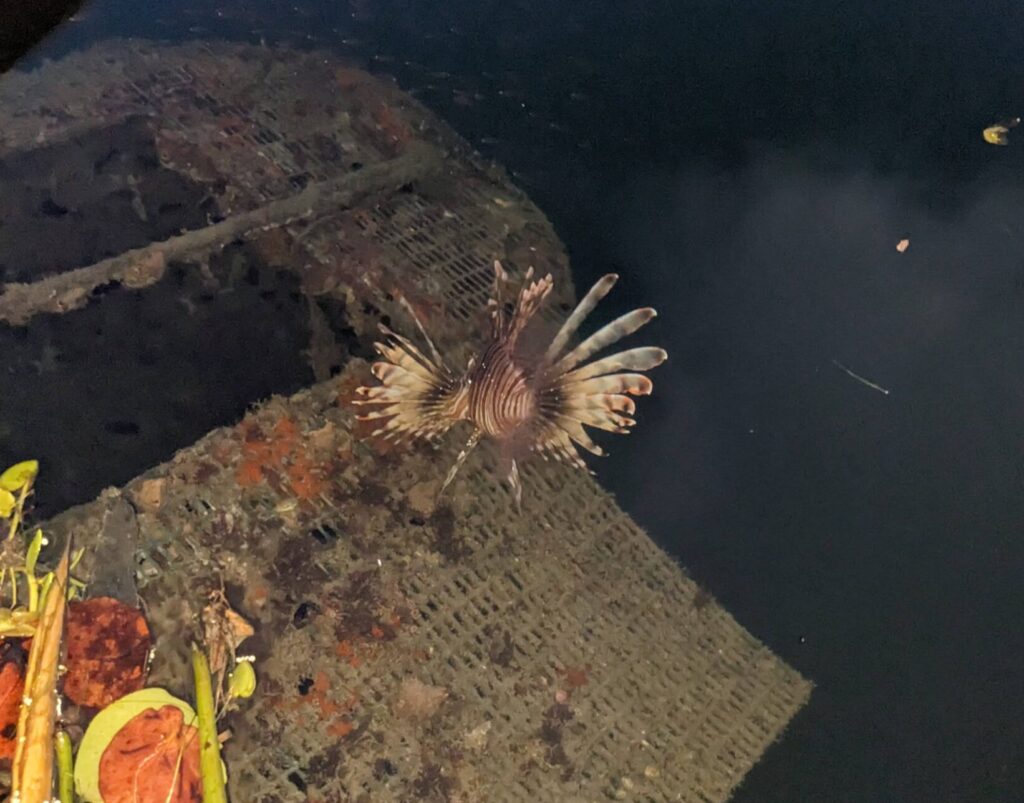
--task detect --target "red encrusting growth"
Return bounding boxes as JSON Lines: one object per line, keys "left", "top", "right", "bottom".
{"left": 233, "top": 416, "right": 328, "bottom": 499}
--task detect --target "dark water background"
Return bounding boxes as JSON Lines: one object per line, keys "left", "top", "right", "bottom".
{"left": 10, "top": 1, "right": 1024, "bottom": 800}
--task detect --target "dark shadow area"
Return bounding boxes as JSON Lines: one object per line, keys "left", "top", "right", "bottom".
{"left": 0, "top": 116, "right": 216, "bottom": 282}
{"left": 607, "top": 154, "right": 1024, "bottom": 801}
{"left": 0, "top": 252, "right": 318, "bottom": 516}
{"left": 0, "top": 0, "right": 84, "bottom": 73}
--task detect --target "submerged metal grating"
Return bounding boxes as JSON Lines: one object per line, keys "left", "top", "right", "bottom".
{"left": 2, "top": 39, "right": 811, "bottom": 802}
{"left": 46, "top": 364, "right": 809, "bottom": 802}
{"left": 0, "top": 38, "right": 570, "bottom": 344}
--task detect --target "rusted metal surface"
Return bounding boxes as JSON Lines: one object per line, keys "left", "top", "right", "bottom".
{"left": 4, "top": 39, "right": 809, "bottom": 802}
{"left": 0, "top": 39, "right": 572, "bottom": 345}
{"left": 0, "top": 143, "right": 443, "bottom": 325}
{"left": 49, "top": 363, "right": 810, "bottom": 803}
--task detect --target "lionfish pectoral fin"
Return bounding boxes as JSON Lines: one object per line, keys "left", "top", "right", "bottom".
{"left": 544, "top": 273, "right": 619, "bottom": 363}
{"left": 528, "top": 275, "right": 666, "bottom": 480}
{"left": 554, "top": 308, "right": 659, "bottom": 374}
{"left": 396, "top": 294, "right": 447, "bottom": 369}
{"left": 439, "top": 429, "right": 482, "bottom": 498}
{"left": 354, "top": 292, "right": 471, "bottom": 444}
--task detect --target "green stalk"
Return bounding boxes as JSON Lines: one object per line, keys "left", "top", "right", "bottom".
{"left": 6, "top": 482, "right": 28, "bottom": 542}
{"left": 26, "top": 571, "right": 39, "bottom": 614}
{"left": 55, "top": 729, "right": 74, "bottom": 802}
{"left": 192, "top": 645, "right": 227, "bottom": 803}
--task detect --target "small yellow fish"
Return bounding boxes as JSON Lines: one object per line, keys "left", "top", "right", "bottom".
{"left": 983, "top": 117, "right": 1020, "bottom": 145}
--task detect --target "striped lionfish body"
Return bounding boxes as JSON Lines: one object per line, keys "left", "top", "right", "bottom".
{"left": 354, "top": 261, "right": 667, "bottom": 507}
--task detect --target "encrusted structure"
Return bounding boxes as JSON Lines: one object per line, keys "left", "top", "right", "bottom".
{"left": 2, "top": 39, "right": 810, "bottom": 802}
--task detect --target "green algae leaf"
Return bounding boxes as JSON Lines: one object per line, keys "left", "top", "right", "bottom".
{"left": 24, "top": 529, "right": 45, "bottom": 577}
{"left": 74, "top": 688, "right": 197, "bottom": 803}
{"left": 0, "top": 460, "right": 38, "bottom": 493}
{"left": 227, "top": 659, "right": 257, "bottom": 700}
{"left": 0, "top": 488, "right": 14, "bottom": 519}
{"left": 0, "top": 608, "right": 39, "bottom": 637}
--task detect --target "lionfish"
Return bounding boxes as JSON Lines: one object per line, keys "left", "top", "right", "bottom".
{"left": 354, "top": 261, "right": 667, "bottom": 506}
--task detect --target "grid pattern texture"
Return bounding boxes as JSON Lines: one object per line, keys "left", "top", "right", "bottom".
{"left": 14, "top": 39, "right": 811, "bottom": 802}
{"left": 48, "top": 363, "right": 809, "bottom": 802}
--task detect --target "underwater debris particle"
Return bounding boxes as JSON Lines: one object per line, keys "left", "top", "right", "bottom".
{"left": 485, "top": 627, "right": 515, "bottom": 668}
{"left": 412, "top": 763, "right": 457, "bottom": 799}
{"left": 292, "top": 601, "right": 320, "bottom": 628}
{"left": 0, "top": 648, "right": 26, "bottom": 760}
{"left": 64, "top": 597, "right": 152, "bottom": 709}
{"left": 983, "top": 117, "right": 1019, "bottom": 145}
{"left": 327, "top": 719, "right": 355, "bottom": 738}
{"left": 97, "top": 706, "right": 202, "bottom": 803}
{"left": 560, "top": 665, "right": 590, "bottom": 692}
{"left": 286, "top": 771, "right": 307, "bottom": 792}
{"left": 831, "top": 359, "right": 891, "bottom": 396}
{"left": 373, "top": 758, "right": 399, "bottom": 779}
{"left": 393, "top": 677, "right": 447, "bottom": 721}
{"left": 539, "top": 702, "right": 575, "bottom": 778}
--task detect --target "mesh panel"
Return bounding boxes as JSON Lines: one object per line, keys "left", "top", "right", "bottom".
{"left": 0, "top": 39, "right": 569, "bottom": 342}
{"left": 47, "top": 364, "right": 809, "bottom": 802}
{"left": 7, "top": 39, "right": 810, "bottom": 802}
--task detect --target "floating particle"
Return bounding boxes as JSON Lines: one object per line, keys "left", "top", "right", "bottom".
{"left": 983, "top": 118, "right": 1020, "bottom": 145}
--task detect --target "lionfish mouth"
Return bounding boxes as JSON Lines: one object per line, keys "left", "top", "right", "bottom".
{"left": 353, "top": 261, "right": 667, "bottom": 508}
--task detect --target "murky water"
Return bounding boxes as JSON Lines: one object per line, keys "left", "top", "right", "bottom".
{"left": 6, "top": 1, "right": 1024, "bottom": 800}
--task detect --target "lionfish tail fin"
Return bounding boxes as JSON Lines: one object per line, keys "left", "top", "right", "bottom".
{"left": 354, "top": 324, "right": 467, "bottom": 442}
{"left": 532, "top": 275, "right": 667, "bottom": 468}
